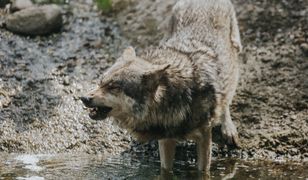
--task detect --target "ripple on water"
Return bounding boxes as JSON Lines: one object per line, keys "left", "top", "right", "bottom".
{"left": 16, "top": 176, "right": 45, "bottom": 180}
{"left": 0, "top": 153, "right": 308, "bottom": 179}
{"left": 14, "top": 154, "right": 47, "bottom": 172}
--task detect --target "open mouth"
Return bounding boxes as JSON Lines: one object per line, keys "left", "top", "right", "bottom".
{"left": 87, "top": 106, "right": 112, "bottom": 120}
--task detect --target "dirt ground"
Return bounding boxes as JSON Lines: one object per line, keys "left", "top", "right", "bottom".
{"left": 0, "top": 0, "right": 307, "bottom": 161}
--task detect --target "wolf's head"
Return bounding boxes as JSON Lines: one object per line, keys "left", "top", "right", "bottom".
{"left": 81, "top": 47, "right": 170, "bottom": 121}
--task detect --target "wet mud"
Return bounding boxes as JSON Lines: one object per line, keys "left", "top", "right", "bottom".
{"left": 0, "top": 0, "right": 307, "bottom": 162}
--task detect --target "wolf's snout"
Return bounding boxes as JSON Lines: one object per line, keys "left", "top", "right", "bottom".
{"left": 80, "top": 96, "right": 93, "bottom": 107}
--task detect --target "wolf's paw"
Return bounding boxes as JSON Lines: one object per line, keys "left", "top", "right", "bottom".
{"left": 221, "top": 120, "right": 240, "bottom": 148}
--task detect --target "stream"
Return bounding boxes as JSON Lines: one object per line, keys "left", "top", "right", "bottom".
{"left": 1, "top": 153, "right": 307, "bottom": 179}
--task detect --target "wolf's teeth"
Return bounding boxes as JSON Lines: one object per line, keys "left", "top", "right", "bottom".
{"left": 89, "top": 108, "right": 96, "bottom": 113}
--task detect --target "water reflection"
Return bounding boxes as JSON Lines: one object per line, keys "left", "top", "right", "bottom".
{"left": 0, "top": 153, "right": 307, "bottom": 179}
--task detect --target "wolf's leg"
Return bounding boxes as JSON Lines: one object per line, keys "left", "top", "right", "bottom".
{"left": 221, "top": 105, "right": 239, "bottom": 147}
{"left": 230, "top": 9, "right": 242, "bottom": 53}
{"left": 197, "top": 127, "right": 212, "bottom": 177}
{"left": 158, "top": 138, "right": 176, "bottom": 171}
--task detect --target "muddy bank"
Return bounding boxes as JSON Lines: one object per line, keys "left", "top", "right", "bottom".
{"left": 233, "top": 0, "right": 308, "bottom": 160}
{"left": 0, "top": 0, "right": 131, "bottom": 155}
{"left": 0, "top": 0, "right": 307, "bottom": 161}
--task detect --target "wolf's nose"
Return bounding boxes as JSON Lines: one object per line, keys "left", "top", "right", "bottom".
{"left": 80, "top": 96, "right": 93, "bottom": 106}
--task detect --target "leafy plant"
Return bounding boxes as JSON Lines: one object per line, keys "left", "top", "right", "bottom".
{"left": 96, "top": 0, "right": 112, "bottom": 13}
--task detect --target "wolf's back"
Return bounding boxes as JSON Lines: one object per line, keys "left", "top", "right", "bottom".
{"left": 165, "top": 0, "right": 235, "bottom": 54}
{"left": 172, "top": 0, "right": 233, "bottom": 29}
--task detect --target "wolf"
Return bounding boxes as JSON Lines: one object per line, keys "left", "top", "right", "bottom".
{"left": 81, "top": 0, "right": 242, "bottom": 175}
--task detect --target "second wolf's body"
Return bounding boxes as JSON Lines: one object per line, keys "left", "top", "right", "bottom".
{"left": 81, "top": 0, "right": 242, "bottom": 175}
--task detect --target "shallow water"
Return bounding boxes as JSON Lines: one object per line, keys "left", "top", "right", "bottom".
{"left": 0, "top": 153, "right": 307, "bottom": 180}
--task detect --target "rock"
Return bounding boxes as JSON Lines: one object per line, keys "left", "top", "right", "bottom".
{"left": 0, "top": 89, "right": 11, "bottom": 108}
{"left": 290, "top": 115, "right": 297, "bottom": 120}
{"left": 63, "top": 76, "right": 70, "bottom": 86}
{"left": 5, "top": 5, "right": 63, "bottom": 36}
{"left": 300, "top": 43, "right": 308, "bottom": 54}
{"left": 11, "top": 0, "right": 34, "bottom": 12}
{"left": 0, "top": 0, "right": 10, "bottom": 8}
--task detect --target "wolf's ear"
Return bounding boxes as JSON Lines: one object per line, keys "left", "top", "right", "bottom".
{"left": 143, "top": 64, "right": 170, "bottom": 84}
{"left": 152, "top": 64, "right": 170, "bottom": 75}
{"left": 122, "top": 46, "right": 136, "bottom": 59}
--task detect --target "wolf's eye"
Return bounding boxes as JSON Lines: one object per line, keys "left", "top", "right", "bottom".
{"left": 107, "top": 82, "right": 121, "bottom": 91}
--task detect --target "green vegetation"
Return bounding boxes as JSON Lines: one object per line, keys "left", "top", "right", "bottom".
{"left": 96, "top": 0, "right": 112, "bottom": 13}
{"left": 32, "top": 0, "right": 113, "bottom": 12}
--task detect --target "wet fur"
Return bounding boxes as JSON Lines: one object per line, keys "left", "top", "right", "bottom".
{"left": 83, "top": 0, "right": 241, "bottom": 174}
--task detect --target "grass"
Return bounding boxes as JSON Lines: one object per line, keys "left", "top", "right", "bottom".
{"left": 96, "top": 0, "right": 112, "bottom": 13}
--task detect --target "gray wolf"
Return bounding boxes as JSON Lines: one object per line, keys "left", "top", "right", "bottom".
{"left": 81, "top": 0, "right": 241, "bottom": 175}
